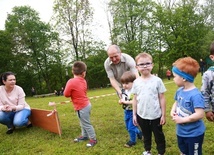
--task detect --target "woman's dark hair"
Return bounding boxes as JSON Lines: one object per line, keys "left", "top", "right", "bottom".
{"left": 0, "top": 72, "right": 15, "bottom": 85}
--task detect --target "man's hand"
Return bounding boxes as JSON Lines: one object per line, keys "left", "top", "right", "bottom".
{"left": 119, "top": 98, "right": 127, "bottom": 104}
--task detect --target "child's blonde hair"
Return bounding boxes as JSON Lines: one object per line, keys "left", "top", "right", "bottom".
{"left": 135, "top": 52, "right": 153, "bottom": 63}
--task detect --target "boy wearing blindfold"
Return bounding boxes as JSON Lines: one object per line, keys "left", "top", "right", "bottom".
{"left": 171, "top": 57, "right": 205, "bottom": 155}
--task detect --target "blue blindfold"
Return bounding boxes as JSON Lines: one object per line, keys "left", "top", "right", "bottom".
{"left": 172, "top": 66, "right": 194, "bottom": 83}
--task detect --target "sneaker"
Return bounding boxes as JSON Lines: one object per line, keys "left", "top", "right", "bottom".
{"left": 124, "top": 141, "right": 136, "bottom": 147}
{"left": 73, "top": 136, "right": 88, "bottom": 142}
{"left": 6, "top": 128, "right": 14, "bottom": 134}
{"left": 27, "top": 123, "right": 33, "bottom": 128}
{"left": 86, "top": 139, "right": 97, "bottom": 147}
{"left": 142, "top": 151, "right": 152, "bottom": 155}
{"left": 137, "top": 132, "right": 144, "bottom": 140}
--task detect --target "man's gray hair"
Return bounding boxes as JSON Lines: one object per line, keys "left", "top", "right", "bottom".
{"left": 107, "top": 45, "right": 121, "bottom": 53}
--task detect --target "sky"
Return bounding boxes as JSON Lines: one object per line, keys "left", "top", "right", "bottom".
{"left": 0, "top": 0, "right": 110, "bottom": 45}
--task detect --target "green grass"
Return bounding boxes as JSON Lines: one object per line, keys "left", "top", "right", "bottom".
{"left": 0, "top": 76, "right": 214, "bottom": 154}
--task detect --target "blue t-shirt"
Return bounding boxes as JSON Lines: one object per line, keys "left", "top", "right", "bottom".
{"left": 175, "top": 87, "right": 205, "bottom": 137}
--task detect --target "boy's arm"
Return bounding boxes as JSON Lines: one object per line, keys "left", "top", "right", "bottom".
{"left": 132, "top": 94, "right": 138, "bottom": 126}
{"left": 170, "top": 101, "right": 177, "bottom": 117}
{"left": 119, "top": 93, "right": 134, "bottom": 105}
{"left": 132, "top": 95, "right": 137, "bottom": 114}
{"left": 201, "top": 72, "right": 212, "bottom": 112}
{"left": 173, "top": 93, "right": 205, "bottom": 124}
{"left": 63, "top": 81, "right": 71, "bottom": 97}
{"left": 119, "top": 99, "right": 133, "bottom": 105}
{"left": 159, "top": 93, "right": 166, "bottom": 125}
{"left": 173, "top": 108, "right": 205, "bottom": 124}
{"left": 181, "top": 108, "right": 204, "bottom": 123}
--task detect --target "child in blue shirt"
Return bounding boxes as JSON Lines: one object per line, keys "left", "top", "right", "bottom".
{"left": 170, "top": 57, "right": 205, "bottom": 155}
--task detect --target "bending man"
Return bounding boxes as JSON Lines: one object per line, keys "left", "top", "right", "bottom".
{"left": 104, "top": 45, "right": 139, "bottom": 98}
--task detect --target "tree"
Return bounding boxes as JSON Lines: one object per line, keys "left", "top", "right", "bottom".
{"left": 202, "top": 0, "right": 214, "bottom": 29}
{"left": 107, "top": 0, "right": 211, "bottom": 77}
{"left": 153, "top": 0, "right": 209, "bottom": 65}
{"left": 147, "top": 0, "right": 210, "bottom": 76}
{"left": 5, "top": 6, "right": 65, "bottom": 94}
{"left": 108, "top": 0, "right": 155, "bottom": 57}
{"left": 85, "top": 42, "right": 109, "bottom": 88}
{"left": 53, "top": 0, "right": 94, "bottom": 61}
{"left": 0, "top": 30, "right": 14, "bottom": 73}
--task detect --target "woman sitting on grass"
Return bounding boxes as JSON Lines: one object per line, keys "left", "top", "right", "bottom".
{"left": 0, "top": 72, "right": 32, "bottom": 134}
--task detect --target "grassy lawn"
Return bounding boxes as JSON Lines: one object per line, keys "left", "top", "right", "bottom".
{"left": 0, "top": 75, "right": 214, "bottom": 155}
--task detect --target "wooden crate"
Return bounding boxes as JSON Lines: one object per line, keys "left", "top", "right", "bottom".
{"left": 29, "top": 108, "right": 62, "bottom": 136}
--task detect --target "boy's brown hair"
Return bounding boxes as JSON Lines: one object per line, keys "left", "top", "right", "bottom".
{"left": 172, "top": 57, "right": 199, "bottom": 77}
{"left": 120, "top": 71, "right": 136, "bottom": 84}
{"left": 72, "top": 61, "right": 87, "bottom": 75}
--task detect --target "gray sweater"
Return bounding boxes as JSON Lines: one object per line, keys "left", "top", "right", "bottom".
{"left": 201, "top": 66, "right": 214, "bottom": 112}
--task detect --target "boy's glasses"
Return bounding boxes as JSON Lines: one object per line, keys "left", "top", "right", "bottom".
{"left": 136, "top": 62, "right": 153, "bottom": 67}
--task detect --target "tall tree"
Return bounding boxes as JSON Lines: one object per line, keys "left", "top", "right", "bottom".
{"left": 5, "top": 6, "right": 65, "bottom": 94}
{"left": 0, "top": 30, "right": 14, "bottom": 73}
{"left": 108, "top": 0, "right": 155, "bottom": 57}
{"left": 202, "top": 0, "right": 214, "bottom": 29}
{"left": 153, "top": 0, "right": 209, "bottom": 65}
{"left": 53, "top": 0, "right": 94, "bottom": 61}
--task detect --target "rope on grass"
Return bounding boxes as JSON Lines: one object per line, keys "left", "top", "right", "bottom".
{"left": 164, "top": 81, "right": 174, "bottom": 85}
{"left": 89, "top": 93, "right": 116, "bottom": 99}
{"left": 47, "top": 82, "right": 174, "bottom": 116}
{"left": 49, "top": 93, "right": 117, "bottom": 106}
{"left": 50, "top": 81, "right": 173, "bottom": 107}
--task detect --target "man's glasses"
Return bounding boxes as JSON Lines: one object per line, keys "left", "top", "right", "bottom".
{"left": 136, "top": 62, "right": 153, "bottom": 67}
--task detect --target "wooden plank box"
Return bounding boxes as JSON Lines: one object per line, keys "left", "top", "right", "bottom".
{"left": 29, "top": 108, "right": 62, "bottom": 136}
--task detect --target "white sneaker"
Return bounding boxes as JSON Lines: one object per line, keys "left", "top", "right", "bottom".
{"left": 86, "top": 139, "right": 97, "bottom": 147}
{"left": 142, "top": 151, "right": 152, "bottom": 155}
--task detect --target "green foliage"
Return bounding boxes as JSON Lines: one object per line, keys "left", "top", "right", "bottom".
{"left": 109, "top": 0, "right": 154, "bottom": 56}
{"left": 2, "top": 6, "right": 66, "bottom": 95}
{"left": 150, "top": 0, "right": 211, "bottom": 73}
{"left": 63, "top": 43, "right": 109, "bottom": 89}
{"left": 0, "top": 30, "right": 14, "bottom": 73}
{"left": 0, "top": 76, "right": 214, "bottom": 154}
{"left": 2, "top": 0, "right": 214, "bottom": 96}
{"left": 84, "top": 47, "right": 109, "bottom": 88}
{"left": 108, "top": 0, "right": 213, "bottom": 78}
{"left": 53, "top": 0, "right": 94, "bottom": 61}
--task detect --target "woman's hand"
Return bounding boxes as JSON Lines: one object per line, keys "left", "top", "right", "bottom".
{"left": 2, "top": 105, "right": 14, "bottom": 112}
